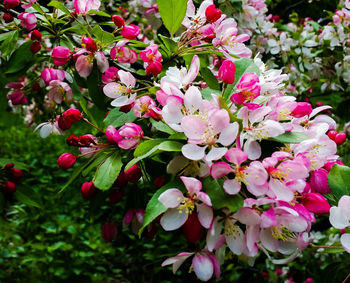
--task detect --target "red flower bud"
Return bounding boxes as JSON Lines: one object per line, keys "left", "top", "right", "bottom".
{"left": 81, "top": 182, "right": 96, "bottom": 199}
{"left": 112, "top": 15, "right": 125, "bottom": 27}
{"left": 106, "top": 125, "right": 121, "bottom": 144}
{"left": 119, "top": 104, "right": 132, "bottom": 113}
{"left": 51, "top": 46, "right": 71, "bottom": 66}
{"left": 3, "top": 180, "right": 16, "bottom": 194}
{"left": 3, "top": 13, "right": 13, "bottom": 23}
{"left": 79, "top": 135, "right": 95, "bottom": 147}
{"left": 32, "top": 82, "right": 41, "bottom": 92}
{"left": 182, "top": 212, "right": 205, "bottom": 243}
{"left": 335, "top": 132, "right": 347, "bottom": 145}
{"left": 30, "top": 41, "right": 42, "bottom": 54}
{"left": 10, "top": 168, "right": 23, "bottom": 182}
{"left": 62, "top": 108, "right": 82, "bottom": 123}
{"left": 218, "top": 60, "right": 236, "bottom": 84}
{"left": 205, "top": 4, "right": 222, "bottom": 23}
{"left": 327, "top": 130, "right": 338, "bottom": 140}
{"left": 290, "top": 102, "right": 312, "bottom": 118}
{"left": 301, "top": 192, "right": 330, "bottom": 214}
{"left": 4, "top": 0, "right": 20, "bottom": 10}
{"left": 121, "top": 24, "right": 140, "bottom": 40}
{"left": 124, "top": 164, "right": 142, "bottom": 183}
{"left": 309, "top": 168, "right": 331, "bottom": 194}
{"left": 81, "top": 37, "right": 97, "bottom": 53}
{"left": 101, "top": 222, "right": 118, "bottom": 242}
{"left": 4, "top": 163, "right": 14, "bottom": 170}
{"left": 154, "top": 176, "right": 165, "bottom": 189}
{"left": 109, "top": 188, "right": 123, "bottom": 204}
{"left": 66, "top": 134, "right": 80, "bottom": 146}
{"left": 58, "top": 116, "right": 72, "bottom": 131}
{"left": 31, "top": 30, "right": 42, "bottom": 41}
{"left": 145, "top": 61, "right": 162, "bottom": 76}
{"left": 114, "top": 170, "right": 128, "bottom": 188}
{"left": 57, "top": 153, "right": 76, "bottom": 169}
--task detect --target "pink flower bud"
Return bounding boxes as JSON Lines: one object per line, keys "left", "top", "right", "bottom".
{"left": 30, "top": 41, "right": 41, "bottom": 53}
{"left": 51, "top": 46, "right": 71, "bottom": 66}
{"left": 327, "top": 130, "right": 338, "bottom": 140}
{"left": 101, "top": 222, "right": 118, "bottom": 242}
{"left": 57, "top": 153, "right": 76, "bottom": 169}
{"left": 124, "top": 164, "right": 142, "bottom": 183}
{"left": 146, "top": 61, "right": 162, "bottom": 76}
{"left": 306, "top": 278, "right": 313, "bottom": 283}
{"left": 310, "top": 168, "right": 331, "bottom": 194}
{"left": 218, "top": 60, "right": 236, "bottom": 84}
{"left": 120, "top": 24, "right": 140, "bottom": 40}
{"left": 154, "top": 176, "right": 165, "bottom": 188}
{"left": 10, "top": 168, "right": 23, "bottom": 183}
{"left": 18, "top": 12, "right": 37, "bottom": 30}
{"left": 117, "top": 123, "right": 143, "bottom": 149}
{"left": 4, "top": 0, "right": 20, "bottom": 10}
{"left": 81, "top": 36, "right": 97, "bottom": 52}
{"left": 205, "top": 4, "right": 222, "bottom": 23}
{"left": 105, "top": 125, "right": 122, "bottom": 144}
{"left": 324, "top": 160, "right": 344, "bottom": 171}
{"left": 41, "top": 68, "right": 65, "bottom": 85}
{"left": 4, "top": 163, "right": 14, "bottom": 170}
{"left": 182, "top": 212, "right": 205, "bottom": 243}
{"left": 3, "top": 180, "right": 16, "bottom": 194}
{"left": 3, "top": 13, "right": 13, "bottom": 23}
{"left": 112, "top": 15, "right": 125, "bottom": 27}
{"left": 81, "top": 182, "right": 96, "bottom": 199}
{"left": 8, "top": 91, "right": 27, "bottom": 105}
{"left": 31, "top": 30, "right": 42, "bottom": 41}
{"left": 57, "top": 116, "right": 72, "bottom": 131}
{"left": 101, "top": 67, "right": 119, "bottom": 84}
{"left": 301, "top": 192, "right": 330, "bottom": 214}
{"left": 62, "top": 108, "right": 82, "bottom": 123}
{"left": 290, "top": 102, "right": 312, "bottom": 118}
{"left": 335, "top": 132, "right": 347, "bottom": 145}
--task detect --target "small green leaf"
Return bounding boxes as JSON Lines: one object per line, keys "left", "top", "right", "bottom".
{"left": 86, "top": 10, "right": 111, "bottom": 17}
{"left": 134, "top": 139, "right": 165, "bottom": 157}
{"left": 92, "top": 25, "right": 115, "bottom": 45}
{"left": 93, "top": 151, "right": 123, "bottom": 191}
{"left": 150, "top": 118, "right": 175, "bottom": 135}
{"left": 138, "top": 180, "right": 181, "bottom": 236}
{"left": 270, "top": 132, "right": 309, "bottom": 144}
{"left": 48, "top": 0, "right": 72, "bottom": 16}
{"left": 203, "top": 178, "right": 243, "bottom": 212}
{"left": 328, "top": 164, "right": 350, "bottom": 200}
{"left": 15, "top": 190, "right": 41, "bottom": 208}
{"left": 158, "top": 141, "right": 183, "bottom": 151}
{"left": 6, "top": 41, "right": 35, "bottom": 73}
{"left": 0, "top": 30, "right": 18, "bottom": 57}
{"left": 157, "top": 0, "right": 187, "bottom": 37}
{"left": 158, "top": 34, "right": 178, "bottom": 53}
{"left": 103, "top": 108, "right": 136, "bottom": 128}
{"left": 200, "top": 68, "right": 220, "bottom": 90}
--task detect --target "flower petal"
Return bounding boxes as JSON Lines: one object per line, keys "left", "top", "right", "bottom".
{"left": 205, "top": 147, "right": 227, "bottom": 162}
{"left": 223, "top": 179, "right": 241, "bottom": 195}
{"left": 182, "top": 144, "right": 206, "bottom": 161}
{"left": 341, "top": 234, "right": 350, "bottom": 253}
{"left": 158, "top": 189, "right": 184, "bottom": 208}
{"left": 180, "top": 176, "right": 202, "bottom": 195}
{"left": 160, "top": 208, "right": 188, "bottom": 231}
{"left": 192, "top": 254, "right": 214, "bottom": 282}
{"left": 197, "top": 203, "right": 213, "bottom": 229}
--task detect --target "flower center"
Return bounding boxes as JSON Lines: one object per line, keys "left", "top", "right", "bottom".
{"left": 178, "top": 197, "right": 195, "bottom": 215}
{"left": 271, "top": 225, "right": 296, "bottom": 241}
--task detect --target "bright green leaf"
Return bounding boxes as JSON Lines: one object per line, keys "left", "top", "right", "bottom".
{"left": 157, "top": 0, "right": 187, "bottom": 37}
{"left": 271, "top": 132, "right": 309, "bottom": 144}
{"left": 48, "top": 0, "right": 72, "bottom": 16}
{"left": 150, "top": 118, "right": 175, "bottom": 135}
{"left": 103, "top": 108, "right": 136, "bottom": 128}
{"left": 328, "top": 164, "right": 350, "bottom": 200}
{"left": 92, "top": 25, "right": 115, "bottom": 45}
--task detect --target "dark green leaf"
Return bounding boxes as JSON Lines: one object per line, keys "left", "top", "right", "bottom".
{"left": 159, "top": 34, "right": 178, "bottom": 53}
{"left": 0, "top": 30, "right": 18, "bottom": 57}
{"left": 270, "top": 132, "right": 309, "bottom": 144}
{"left": 15, "top": 190, "right": 41, "bottom": 208}
{"left": 150, "top": 118, "right": 175, "bottom": 135}
{"left": 103, "top": 108, "right": 137, "bottom": 128}
{"left": 82, "top": 151, "right": 111, "bottom": 177}
{"left": 200, "top": 68, "right": 220, "bottom": 90}
{"left": 157, "top": 0, "right": 187, "bottom": 36}
{"left": 328, "top": 164, "right": 350, "bottom": 200}
{"left": 48, "top": 0, "right": 72, "bottom": 16}
{"left": 87, "top": 62, "right": 107, "bottom": 110}
{"left": 6, "top": 41, "right": 35, "bottom": 74}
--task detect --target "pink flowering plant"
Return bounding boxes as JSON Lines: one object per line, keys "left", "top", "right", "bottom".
{"left": 2, "top": 0, "right": 350, "bottom": 281}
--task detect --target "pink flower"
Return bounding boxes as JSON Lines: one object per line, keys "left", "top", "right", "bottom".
{"left": 146, "top": 61, "right": 162, "bottom": 76}
{"left": 123, "top": 208, "right": 144, "bottom": 234}
{"left": 110, "top": 41, "right": 138, "bottom": 63}
{"left": 158, "top": 176, "right": 213, "bottom": 231}
{"left": 329, "top": 196, "right": 350, "bottom": 252}
{"left": 75, "top": 53, "right": 94, "bottom": 77}
{"left": 101, "top": 67, "right": 119, "bottom": 84}
{"left": 231, "top": 73, "right": 261, "bottom": 104}
{"left": 41, "top": 68, "right": 66, "bottom": 85}
{"left": 51, "top": 46, "right": 71, "bottom": 66}
{"left": 139, "top": 44, "right": 162, "bottom": 63}
{"left": 132, "top": 96, "right": 157, "bottom": 118}
{"left": 7, "top": 91, "right": 28, "bottom": 105}
{"left": 103, "top": 70, "right": 137, "bottom": 107}
{"left": 301, "top": 193, "right": 330, "bottom": 214}
{"left": 105, "top": 125, "right": 121, "bottom": 144}
{"left": 74, "top": 0, "right": 101, "bottom": 15}
{"left": 218, "top": 60, "right": 236, "bottom": 84}
{"left": 47, "top": 80, "right": 73, "bottom": 104}
{"left": 18, "top": 12, "right": 37, "bottom": 30}
{"left": 117, "top": 123, "right": 143, "bottom": 149}
{"left": 121, "top": 24, "right": 140, "bottom": 40}
{"left": 309, "top": 168, "right": 331, "bottom": 194}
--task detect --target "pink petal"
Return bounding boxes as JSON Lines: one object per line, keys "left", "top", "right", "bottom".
{"left": 183, "top": 55, "right": 200, "bottom": 86}
{"left": 197, "top": 203, "right": 213, "bottom": 229}
{"left": 223, "top": 179, "right": 241, "bottom": 195}
{"left": 205, "top": 147, "right": 227, "bottom": 162}
{"left": 184, "top": 85, "right": 202, "bottom": 112}
{"left": 181, "top": 116, "right": 207, "bottom": 140}
{"left": 260, "top": 229, "right": 278, "bottom": 252}
{"left": 161, "top": 252, "right": 193, "bottom": 273}
{"left": 260, "top": 207, "right": 277, "bottom": 228}
{"left": 217, "top": 122, "right": 238, "bottom": 146}
{"left": 208, "top": 253, "right": 220, "bottom": 279}
{"left": 209, "top": 109, "right": 230, "bottom": 134}
{"left": 197, "top": 192, "right": 212, "bottom": 206}
{"left": 225, "top": 147, "right": 248, "bottom": 166}
{"left": 182, "top": 144, "right": 206, "bottom": 161}
{"left": 118, "top": 70, "right": 136, "bottom": 88}
{"left": 341, "top": 234, "right": 350, "bottom": 253}
{"left": 234, "top": 207, "right": 260, "bottom": 226}
{"left": 180, "top": 176, "right": 202, "bottom": 195}
{"left": 269, "top": 179, "right": 294, "bottom": 202}
{"left": 158, "top": 189, "right": 184, "bottom": 208}
{"left": 76, "top": 55, "right": 93, "bottom": 77}
{"left": 243, "top": 139, "right": 261, "bottom": 160}
{"left": 210, "top": 162, "right": 232, "bottom": 179}
{"left": 103, "top": 82, "right": 121, "bottom": 98}
{"left": 192, "top": 254, "right": 214, "bottom": 282}
{"left": 206, "top": 218, "right": 222, "bottom": 252}
{"left": 160, "top": 208, "right": 188, "bottom": 231}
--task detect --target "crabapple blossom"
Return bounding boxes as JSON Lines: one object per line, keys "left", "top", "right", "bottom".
{"left": 47, "top": 81, "right": 73, "bottom": 104}
{"left": 230, "top": 72, "right": 261, "bottom": 105}
{"left": 18, "top": 12, "right": 37, "bottom": 30}
{"left": 117, "top": 123, "right": 143, "bottom": 150}
{"left": 218, "top": 60, "right": 236, "bottom": 84}
{"left": 51, "top": 46, "right": 71, "bottom": 66}
{"left": 121, "top": 24, "right": 141, "bottom": 40}
{"left": 74, "top": 0, "right": 101, "bottom": 15}
{"left": 110, "top": 41, "right": 138, "bottom": 63}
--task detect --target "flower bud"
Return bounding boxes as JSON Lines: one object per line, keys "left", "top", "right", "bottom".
{"left": 101, "top": 222, "right": 118, "bottom": 242}
{"left": 3, "top": 13, "right": 14, "bottom": 23}
{"left": 101, "top": 67, "right": 119, "bottom": 84}
{"left": 81, "top": 36, "right": 97, "bottom": 53}
{"left": 117, "top": 123, "right": 143, "bottom": 149}
{"left": 324, "top": 160, "right": 344, "bottom": 171}
{"left": 218, "top": 60, "right": 236, "bottom": 84}
{"left": 18, "top": 12, "right": 37, "bottom": 30}
{"left": 62, "top": 108, "right": 82, "bottom": 123}
{"left": 79, "top": 135, "right": 95, "bottom": 147}
{"left": 309, "top": 168, "right": 331, "bottom": 194}
{"left": 124, "top": 164, "right": 142, "bottom": 183}
{"left": 301, "top": 192, "right": 330, "bottom": 214}
{"left": 154, "top": 176, "right": 165, "bottom": 189}
{"left": 146, "top": 61, "right": 162, "bottom": 76}
{"left": 51, "top": 46, "right": 71, "bottom": 66}
{"left": 290, "top": 102, "right": 312, "bottom": 118}
{"left": 205, "top": 4, "right": 222, "bottom": 23}
{"left": 4, "top": 163, "right": 14, "bottom": 170}
{"left": 57, "top": 116, "right": 72, "bottom": 131}
{"left": 327, "top": 130, "right": 338, "bottom": 140}
{"left": 66, "top": 134, "right": 80, "bottom": 146}
{"left": 10, "top": 168, "right": 23, "bottom": 182}
{"left": 105, "top": 125, "right": 122, "bottom": 144}
{"left": 3, "top": 180, "right": 16, "bottom": 194}
{"left": 57, "top": 153, "right": 76, "bottom": 169}
{"left": 32, "top": 82, "right": 41, "bottom": 92}
{"left": 112, "top": 15, "right": 125, "bottom": 27}
{"left": 30, "top": 41, "right": 42, "bottom": 54}
{"left": 109, "top": 188, "right": 123, "bottom": 204}
{"left": 114, "top": 170, "right": 127, "bottom": 188}
{"left": 4, "top": 0, "right": 20, "bottom": 10}
{"left": 8, "top": 91, "right": 27, "bottom": 105}
{"left": 81, "top": 182, "right": 96, "bottom": 199}
{"left": 334, "top": 132, "right": 347, "bottom": 145}
{"left": 31, "top": 30, "right": 42, "bottom": 41}
{"left": 120, "top": 24, "right": 140, "bottom": 40}
{"left": 182, "top": 212, "right": 205, "bottom": 243}
{"left": 41, "top": 68, "right": 65, "bottom": 85}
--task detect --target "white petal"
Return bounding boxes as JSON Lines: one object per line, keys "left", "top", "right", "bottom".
{"left": 182, "top": 144, "right": 206, "bottom": 161}
{"left": 192, "top": 254, "right": 214, "bottom": 282}
{"left": 160, "top": 208, "right": 188, "bottom": 231}
{"left": 197, "top": 204, "right": 213, "bottom": 229}
{"left": 217, "top": 122, "right": 238, "bottom": 146}
{"left": 223, "top": 179, "right": 241, "bottom": 195}
{"left": 225, "top": 226, "right": 245, "bottom": 255}
{"left": 341, "top": 234, "right": 350, "bottom": 253}
{"left": 205, "top": 147, "right": 227, "bottom": 162}
{"left": 243, "top": 139, "right": 261, "bottom": 160}
{"left": 158, "top": 189, "right": 183, "bottom": 208}
{"left": 40, "top": 124, "right": 53, "bottom": 138}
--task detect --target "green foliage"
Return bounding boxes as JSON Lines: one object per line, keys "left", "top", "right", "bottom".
{"left": 328, "top": 164, "right": 350, "bottom": 200}
{"left": 270, "top": 132, "right": 310, "bottom": 144}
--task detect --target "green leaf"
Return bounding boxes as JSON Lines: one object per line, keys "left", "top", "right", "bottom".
{"left": 270, "top": 132, "right": 309, "bottom": 144}
{"left": 87, "top": 62, "right": 107, "bottom": 110}
{"left": 103, "top": 108, "right": 137, "bottom": 128}
{"left": 125, "top": 146, "right": 160, "bottom": 170}
{"left": 93, "top": 151, "right": 123, "bottom": 191}
{"left": 158, "top": 141, "right": 183, "bottom": 151}
{"left": 0, "top": 158, "right": 28, "bottom": 170}
{"left": 15, "top": 190, "right": 41, "bottom": 208}
{"left": 150, "top": 118, "right": 175, "bottom": 135}
{"left": 82, "top": 151, "right": 111, "bottom": 177}
{"left": 92, "top": 25, "right": 115, "bottom": 45}
{"left": 134, "top": 139, "right": 165, "bottom": 157}
{"left": 138, "top": 180, "right": 181, "bottom": 236}
{"left": 0, "top": 30, "right": 18, "bottom": 57}
{"left": 157, "top": 0, "right": 187, "bottom": 37}
{"left": 200, "top": 68, "right": 220, "bottom": 90}
{"left": 6, "top": 41, "right": 35, "bottom": 74}
{"left": 203, "top": 178, "right": 243, "bottom": 212}
{"left": 158, "top": 34, "right": 178, "bottom": 53}
{"left": 201, "top": 87, "right": 221, "bottom": 100}
{"left": 328, "top": 164, "right": 350, "bottom": 200}
{"left": 169, "top": 132, "right": 187, "bottom": 140}
{"left": 79, "top": 96, "right": 105, "bottom": 133}
{"left": 86, "top": 10, "right": 111, "bottom": 17}
{"left": 48, "top": 0, "right": 72, "bottom": 16}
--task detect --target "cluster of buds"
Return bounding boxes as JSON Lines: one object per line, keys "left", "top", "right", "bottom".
{"left": 30, "top": 29, "right": 42, "bottom": 54}
{"left": 1, "top": 163, "right": 23, "bottom": 194}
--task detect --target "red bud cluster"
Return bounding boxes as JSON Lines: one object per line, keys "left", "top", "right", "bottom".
{"left": 66, "top": 134, "right": 96, "bottom": 147}
{"left": 1, "top": 163, "right": 23, "bottom": 194}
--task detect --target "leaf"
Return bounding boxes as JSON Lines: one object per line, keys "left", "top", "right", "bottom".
{"left": 158, "top": 141, "right": 183, "bottom": 151}
{"left": 203, "top": 178, "right": 243, "bottom": 212}
{"left": 92, "top": 25, "right": 115, "bottom": 45}
{"left": 158, "top": 34, "right": 178, "bottom": 53}
{"left": 82, "top": 151, "right": 111, "bottom": 177}
{"left": 87, "top": 62, "right": 107, "bottom": 110}
{"left": 138, "top": 180, "right": 181, "bottom": 236}
{"left": 103, "top": 108, "right": 136, "bottom": 128}
{"left": 86, "top": 10, "right": 111, "bottom": 17}
{"left": 0, "top": 30, "right": 18, "bottom": 57}
{"left": 93, "top": 151, "right": 123, "bottom": 191}
{"left": 48, "top": 0, "right": 72, "bottom": 16}
{"left": 15, "top": 190, "right": 41, "bottom": 208}
{"left": 200, "top": 68, "right": 220, "bottom": 90}
{"left": 79, "top": 96, "right": 105, "bottom": 132}
{"left": 134, "top": 139, "right": 165, "bottom": 157}
{"left": 270, "top": 132, "right": 309, "bottom": 144}
{"left": 0, "top": 158, "right": 28, "bottom": 170}
{"left": 6, "top": 41, "right": 35, "bottom": 74}
{"left": 157, "top": 0, "right": 188, "bottom": 37}
{"left": 328, "top": 164, "right": 350, "bottom": 200}
{"left": 201, "top": 87, "right": 221, "bottom": 100}
{"left": 169, "top": 132, "right": 187, "bottom": 140}
{"left": 150, "top": 118, "right": 175, "bottom": 135}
